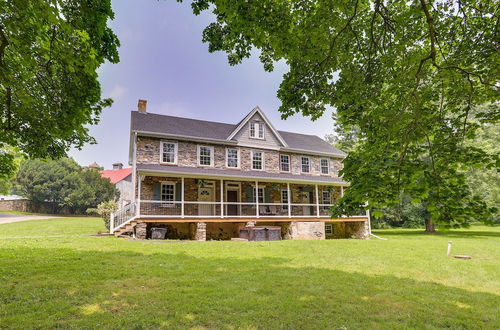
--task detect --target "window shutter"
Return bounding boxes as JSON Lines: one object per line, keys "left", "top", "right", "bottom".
{"left": 245, "top": 186, "right": 254, "bottom": 202}
{"left": 264, "top": 189, "right": 271, "bottom": 203}
{"left": 175, "top": 182, "right": 181, "bottom": 201}
{"left": 152, "top": 182, "right": 161, "bottom": 200}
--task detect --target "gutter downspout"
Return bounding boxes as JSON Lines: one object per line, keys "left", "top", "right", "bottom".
{"left": 131, "top": 132, "right": 138, "bottom": 204}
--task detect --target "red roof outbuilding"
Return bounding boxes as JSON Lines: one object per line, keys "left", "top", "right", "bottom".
{"left": 101, "top": 168, "right": 132, "bottom": 184}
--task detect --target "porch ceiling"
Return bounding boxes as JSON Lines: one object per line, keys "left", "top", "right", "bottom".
{"left": 136, "top": 164, "right": 349, "bottom": 185}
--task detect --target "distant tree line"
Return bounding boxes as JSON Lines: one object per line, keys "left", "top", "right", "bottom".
{"left": 7, "top": 158, "right": 118, "bottom": 214}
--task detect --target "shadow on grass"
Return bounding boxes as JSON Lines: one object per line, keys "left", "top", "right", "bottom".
{"left": 0, "top": 245, "right": 498, "bottom": 329}
{"left": 373, "top": 228, "right": 500, "bottom": 239}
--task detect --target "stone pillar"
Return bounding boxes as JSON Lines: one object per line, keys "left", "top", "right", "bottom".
{"left": 354, "top": 221, "right": 370, "bottom": 239}
{"left": 190, "top": 222, "right": 207, "bottom": 241}
{"left": 135, "top": 222, "right": 147, "bottom": 239}
{"left": 246, "top": 221, "right": 256, "bottom": 227}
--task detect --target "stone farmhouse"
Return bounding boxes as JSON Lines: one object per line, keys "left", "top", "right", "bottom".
{"left": 111, "top": 100, "right": 370, "bottom": 240}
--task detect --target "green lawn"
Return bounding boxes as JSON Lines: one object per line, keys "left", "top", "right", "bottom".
{"left": 0, "top": 218, "right": 499, "bottom": 329}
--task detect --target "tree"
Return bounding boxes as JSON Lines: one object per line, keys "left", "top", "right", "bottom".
{"left": 0, "top": 147, "right": 23, "bottom": 194}
{"left": 14, "top": 158, "right": 118, "bottom": 214}
{"left": 0, "top": 0, "right": 119, "bottom": 176}
{"left": 181, "top": 0, "right": 499, "bottom": 229}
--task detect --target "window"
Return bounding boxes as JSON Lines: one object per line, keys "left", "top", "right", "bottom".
{"left": 226, "top": 148, "right": 239, "bottom": 168}
{"left": 321, "top": 158, "right": 330, "bottom": 174}
{"left": 198, "top": 145, "right": 214, "bottom": 166}
{"left": 281, "top": 190, "right": 289, "bottom": 211}
{"left": 322, "top": 191, "right": 331, "bottom": 210}
{"left": 252, "top": 151, "right": 263, "bottom": 170}
{"left": 161, "top": 183, "right": 175, "bottom": 204}
{"left": 252, "top": 187, "right": 264, "bottom": 203}
{"left": 325, "top": 224, "right": 333, "bottom": 234}
{"left": 280, "top": 155, "right": 290, "bottom": 172}
{"left": 250, "top": 121, "right": 265, "bottom": 139}
{"left": 301, "top": 156, "right": 310, "bottom": 173}
{"left": 160, "top": 142, "right": 177, "bottom": 164}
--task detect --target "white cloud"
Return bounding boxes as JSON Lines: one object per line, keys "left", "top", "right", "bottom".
{"left": 108, "top": 85, "right": 128, "bottom": 101}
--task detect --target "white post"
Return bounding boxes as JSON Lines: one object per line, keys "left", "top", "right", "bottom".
{"left": 447, "top": 241, "right": 452, "bottom": 257}
{"left": 109, "top": 212, "right": 114, "bottom": 234}
{"left": 181, "top": 177, "right": 185, "bottom": 218}
{"left": 255, "top": 180, "right": 260, "bottom": 218}
{"left": 315, "top": 184, "right": 320, "bottom": 218}
{"left": 220, "top": 179, "right": 224, "bottom": 218}
{"left": 341, "top": 185, "right": 344, "bottom": 197}
{"left": 137, "top": 175, "right": 142, "bottom": 217}
{"left": 287, "top": 182, "right": 291, "bottom": 218}
{"left": 366, "top": 208, "right": 372, "bottom": 235}
{"left": 131, "top": 132, "right": 137, "bottom": 203}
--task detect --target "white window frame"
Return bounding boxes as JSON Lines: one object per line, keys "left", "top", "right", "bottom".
{"left": 280, "top": 154, "right": 290, "bottom": 172}
{"left": 325, "top": 224, "right": 333, "bottom": 234}
{"left": 301, "top": 156, "right": 310, "bottom": 173}
{"left": 252, "top": 187, "right": 265, "bottom": 204}
{"left": 320, "top": 158, "right": 330, "bottom": 174}
{"left": 161, "top": 181, "right": 176, "bottom": 207}
{"left": 160, "top": 141, "right": 178, "bottom": 165}
{"left": 249, "top": 121, "right": 265, "bottom": 139}
{"left": 322, "top": 190, "right": 331, "bottom": 210}
{"left": 226, "top": 148, "right": 240, "bottom": 169}
{"left": 197, "top": 145, "right": 214, "bottom": 167}
{"left": 251, "top": 151, "right": 264, "bottom": 171}
{"left": 281, "top": 189, "right": 289, "bottom": 211}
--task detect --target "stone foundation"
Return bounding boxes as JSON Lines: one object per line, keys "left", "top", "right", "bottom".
{"left": 135, "top": 222, "right": 147, "bottom": 239}
{"left": 326, "top": 221, "right": 370, "bottom": 239}
{"left": 282, "top": 221, "right": 325, "bottom": 240}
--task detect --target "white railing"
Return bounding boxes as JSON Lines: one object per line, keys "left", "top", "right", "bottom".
{"left": 137, "top": 200, "right": 367, "bottom": 219}
{"left": 110, "top": 201, "right": 137, "bottom": 233}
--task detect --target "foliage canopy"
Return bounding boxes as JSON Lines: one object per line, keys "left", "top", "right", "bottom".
{"left": 0, "top": 0, "right": 119, "bottom": 175}
{"left": 182, "top": 0, "right": 499, "bottom": 227}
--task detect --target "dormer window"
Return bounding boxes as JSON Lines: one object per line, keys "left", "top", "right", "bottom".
{"left": 250, "top": 121, "right": 265, "bottom": 139}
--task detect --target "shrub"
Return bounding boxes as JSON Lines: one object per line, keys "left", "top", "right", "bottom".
{"left": 93, "top": 200, "right": 118, "bottom": 230}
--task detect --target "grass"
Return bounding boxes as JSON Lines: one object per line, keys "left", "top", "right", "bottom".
{"left": 0, "top": 218, "right": 499, "bottom": 329}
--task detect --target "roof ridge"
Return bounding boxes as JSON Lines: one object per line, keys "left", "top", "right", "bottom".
{"left": 132, "top": 111, "right": 236, "bottom": 127}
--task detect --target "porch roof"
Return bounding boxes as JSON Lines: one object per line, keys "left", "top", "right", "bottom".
{"left": 137, "top": 164, "right": 348, "bottom": 185}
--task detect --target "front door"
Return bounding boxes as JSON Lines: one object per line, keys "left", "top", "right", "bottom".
{"left": 227, "top": 190, "right": 238, "bottom": 216}
{"left": 198, "top": 185, "right": 215, "bottom": 216}
{"left": 302, "top": 192, "right": 311, "bottom": 216}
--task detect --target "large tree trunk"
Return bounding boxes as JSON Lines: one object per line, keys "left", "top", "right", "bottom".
{"left": 424, "top": 217, "right": 436, "bottom": 233}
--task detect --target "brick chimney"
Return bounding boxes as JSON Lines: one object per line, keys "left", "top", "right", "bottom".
{"left": 112, "top": 162, "right": 123, "bottom": 170}
{"left": 138, "top": 99, "right": 147, "bottom": 113}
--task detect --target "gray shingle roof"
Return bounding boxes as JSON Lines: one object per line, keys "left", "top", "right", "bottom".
{"left": 131, "top": 111, "right": 346, "bottom": 156}
{"left": 137, "top": 164, "right": 347, "bottom": 185}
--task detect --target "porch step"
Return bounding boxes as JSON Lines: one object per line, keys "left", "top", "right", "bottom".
{"left": 113, "top": 220, "right": 138, "bottom": 236}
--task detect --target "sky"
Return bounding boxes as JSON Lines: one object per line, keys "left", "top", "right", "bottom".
{"left": 69, "top": 0, "right": 335, "bottom": 169}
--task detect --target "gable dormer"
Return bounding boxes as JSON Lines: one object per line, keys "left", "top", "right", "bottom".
{"left": 227, "top": 107, "right": 288, "bottom": 149}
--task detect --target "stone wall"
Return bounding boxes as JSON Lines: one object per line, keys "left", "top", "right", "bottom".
{"left": 0, "top": 199, "right": 31, "bottom": 212}
{"left": 326, "top": 221, "right": 370, "bottom": 239}
{"left": 282, "top": 221, "right": 325, "bottom": 240}
{"left": 136, "top": 136, "right": 343, "bottom": 177}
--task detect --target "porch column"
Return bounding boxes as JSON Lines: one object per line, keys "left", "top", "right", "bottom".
{"left": 287, "top": 182, "right": 291, "bottom": 218}
{"left": 255, "top": 180, "right": 259, "bottom": 218}
{"left": 136, "top": 175, "right": 142, "bottom": 217}
{"left": 341, "top": 185, "right": 344, "bottom": 197}
{"left": 181, "top": 177, "right": 185, "bottom": 218}
{"left": 315, "top": 184, "right": 320, "bottom": 218}
{"left": 220, "top": 179, "right": 224, "bottom": 218}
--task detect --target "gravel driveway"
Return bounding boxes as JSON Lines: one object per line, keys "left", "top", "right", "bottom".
{"left": 0, "top": 212, "right": 60, "bottom": 224}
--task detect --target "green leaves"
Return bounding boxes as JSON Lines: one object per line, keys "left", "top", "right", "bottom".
{"left": 0, "top": 0, "right": 119, "bottom": 177}
{"left": 180, "top": 0, "right": 499, "bottom": 227}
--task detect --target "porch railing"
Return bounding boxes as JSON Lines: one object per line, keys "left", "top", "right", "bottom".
{"left": 110, "top": 201, "right": 137, "bottom": 233}
{"left": 137, "top": 200, "right": 367, "bottom": 219}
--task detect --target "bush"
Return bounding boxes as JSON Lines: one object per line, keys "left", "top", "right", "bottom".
{"left": 92, "top": 200, "right": 118, "bottom": 230}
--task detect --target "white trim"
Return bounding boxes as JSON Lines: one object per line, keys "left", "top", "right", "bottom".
{"left": 224, "top": 182, "right": 242, "bottom": 216}
{"left": 301, "top": 156, "right": 311, "bottom": 173}
{"left": 325, "top": 224, "right": 333, "bottom": 234}
{"left": 320, "top": 158, "right": 330, "bottom": 175}
{"left": 225, "top": 147, "right": 241, "bottom": 169}
{"left": 226, "top": 106, "right": 288, "bottom": 147}
{"left": 197, "top": 145, "right": 215, "bottom": 167}
{"left": 160, "top": 141, "right": 178, "bottom": 165}
{"left": 279, "top": 154, "right": 291, "bottom": 172}
{"left": 281, "top": 189, "right": 289, "bottom": 212}
{"left": 131, "top": 132, "right": 137, "bottom": 202}
{"left": 181, "top": 177, "right": 185, "bottom": 218}
{"left": 315, "top": 185, "right": 320, "bottom": 218}
{"left": 160, "top": 181, "right": 176, "bottom": 203}
{"left": 251, "top": 150, "right": 265, "bottom": 171}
